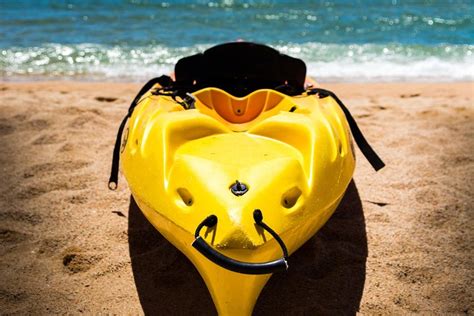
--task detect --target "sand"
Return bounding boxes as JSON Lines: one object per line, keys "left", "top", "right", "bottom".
{"left": 0, "top": 81, "right": 472, "bottom": 314}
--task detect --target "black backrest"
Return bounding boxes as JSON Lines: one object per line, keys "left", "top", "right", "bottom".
{"left": 174, "top": 42, "right": 306, "bottom": 97}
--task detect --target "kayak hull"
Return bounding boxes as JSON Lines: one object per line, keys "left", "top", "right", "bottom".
{"left": 133, "top": 190, "right": 346, "bottom": 315}
{"left": 121, "top": 87, "right": 356, "bottom": 315}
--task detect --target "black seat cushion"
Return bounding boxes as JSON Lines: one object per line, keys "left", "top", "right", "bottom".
{"left": 174, "top": 42, "right": 306, "bottom": 97}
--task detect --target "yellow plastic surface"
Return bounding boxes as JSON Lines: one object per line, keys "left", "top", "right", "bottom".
{"left": 121, "top": 86, "right": 355, "bottom": 315}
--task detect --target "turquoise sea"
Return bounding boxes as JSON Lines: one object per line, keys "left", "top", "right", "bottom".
{"left": 1, "top": 0, "right": 473, "bottom": 82}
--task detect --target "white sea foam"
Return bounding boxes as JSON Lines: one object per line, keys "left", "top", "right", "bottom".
{"left": 306, "top": 57, "right": 474, "bottom": 82}
{"left": 1, "top": 43, "right": 473, "bottom": 82}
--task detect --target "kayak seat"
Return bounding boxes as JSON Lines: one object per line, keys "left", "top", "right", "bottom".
{"left": 175, "top": 42, "right": 306, "bottom": 97}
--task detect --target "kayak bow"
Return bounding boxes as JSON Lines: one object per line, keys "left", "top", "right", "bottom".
{"left": 110, "top": 42, "right": 383, "bottom": 315}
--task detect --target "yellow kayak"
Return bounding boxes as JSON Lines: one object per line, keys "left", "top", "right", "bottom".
{"left": 109, "top": 42, "right": 384, "bottom": 315}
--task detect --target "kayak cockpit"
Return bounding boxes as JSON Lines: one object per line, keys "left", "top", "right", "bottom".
{"left": 193, "top": 88, "right": 296, "bottom": 129}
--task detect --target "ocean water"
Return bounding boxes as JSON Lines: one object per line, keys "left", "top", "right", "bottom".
{"left": 1, "top": 0, "right": 473, "bottom": 82}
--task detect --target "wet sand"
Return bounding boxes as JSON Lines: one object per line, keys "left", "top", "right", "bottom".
{"left": 0, "top": 81, "right": 472, "bottom": 314}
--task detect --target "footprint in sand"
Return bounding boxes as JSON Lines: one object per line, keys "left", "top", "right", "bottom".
{"left": 0, "top": 209, "right": 42, "bottom": 226}
{"left": 94, "top": 261, "right": 129, "bottom": 278}
{"left": 447, "top": 155, "right": 473, "bottom": 166}
{"left": 408, "top": 142, "right": 438, "bottom": 156}
{"left": 16, "top": 174, "right": 90, "bottom": 199}
{"left": 0, "top": 289, "right": 29, "bottom": 305}
{"left": 64, "top": 193, "right": 89, "bottom": 205}
{"left": 418, "top": 204, "right": 462, "bottom": 229}
{"left": 26, "top": 119, "right": 51, "bottom": 131}
{"left": 95, "top": 96, "right": 117, "bottom": 102}
{"left": 0, "top": 228, "right": 30, "bottom": 244}
{"left": 38, "top": 237, "right": 66, "bottom": 257}
{"left": 420, "top": 109, "right": 440, "bottom": 117}
{"left": 355, "top": 113, "right": 372, "bottom": 119}
{"left": 0, "top": 120, "right": 15, "bottom": 136}
{"left": 390, "top": 263, "right": 434, "bottom": 284}
{"left": 23, "top": 160, "right": 90, "bottom": 178}
{"left": 32, "top": 133, "right": 66, "bottom": 145}
{"left": 113, "top": 230, "right": 128, "bottom": 243}
{"left": 366, "top": 212, "right": 390, "bottom": 223}
{"left": 400, "top": 93, "right": 421, "bottom": 98}
{"left": 415, "top": 187, "right": 442, "bottom": 205}
{"left": 62, "top": 246, "right": 102, "bottom": 273}
{"left": 13, "top": 114, "right": 28, "bottom": 122}
{"left": 15, "top": 186, "right": 49, "bottom": 199}
{"left": 58, "top": 143, "right": 76, "bottom": 152}
{"left": 59, "top": 106, "right": 103, "bottom": 116}
{"left": 68, "top": 113, "right": 107, "bottom": 128}
{"left": 88, "top": 108, "right": 104, "bottom": 116}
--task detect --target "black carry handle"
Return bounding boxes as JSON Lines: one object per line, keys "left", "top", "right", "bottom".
{"left": 108, "top": 75, "right": 173, "bottom": 190}
{"left": 308, "top": 88, "right": 385, "bottom": 171}
{"left": 192, "top": 210, "right": 289, "bottom": 275}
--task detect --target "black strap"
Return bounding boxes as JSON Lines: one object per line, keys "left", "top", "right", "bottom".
{"left": 108, "top": 75, "right": 173, "bottom": 190}
{"left": 308, "top": 88, "right": 385, "bottom": 171}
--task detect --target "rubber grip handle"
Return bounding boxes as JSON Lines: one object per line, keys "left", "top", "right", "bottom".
{"left": 192, "top": 236, "right": 288, "bottom": 275}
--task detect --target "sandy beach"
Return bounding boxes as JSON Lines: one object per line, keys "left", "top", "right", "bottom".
{"left": 0, "top": 81, "right": 472, "bottom": 314}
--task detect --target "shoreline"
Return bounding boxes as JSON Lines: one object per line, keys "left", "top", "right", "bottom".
{"left": 1, "top": 80, "right": 473, "bottom": 96}
{"left": 0, "top": 80, "right": 472, "bottom": 314}
{"left": 2, "top": 78, "right": 473, "bottom": 84}
{"left": 1, "top": 81, "right": 472, "bottom": 105}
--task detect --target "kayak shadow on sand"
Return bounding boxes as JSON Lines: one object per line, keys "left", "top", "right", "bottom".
{"left": 128, "top": 180, "right": 366, "bottom": 315}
